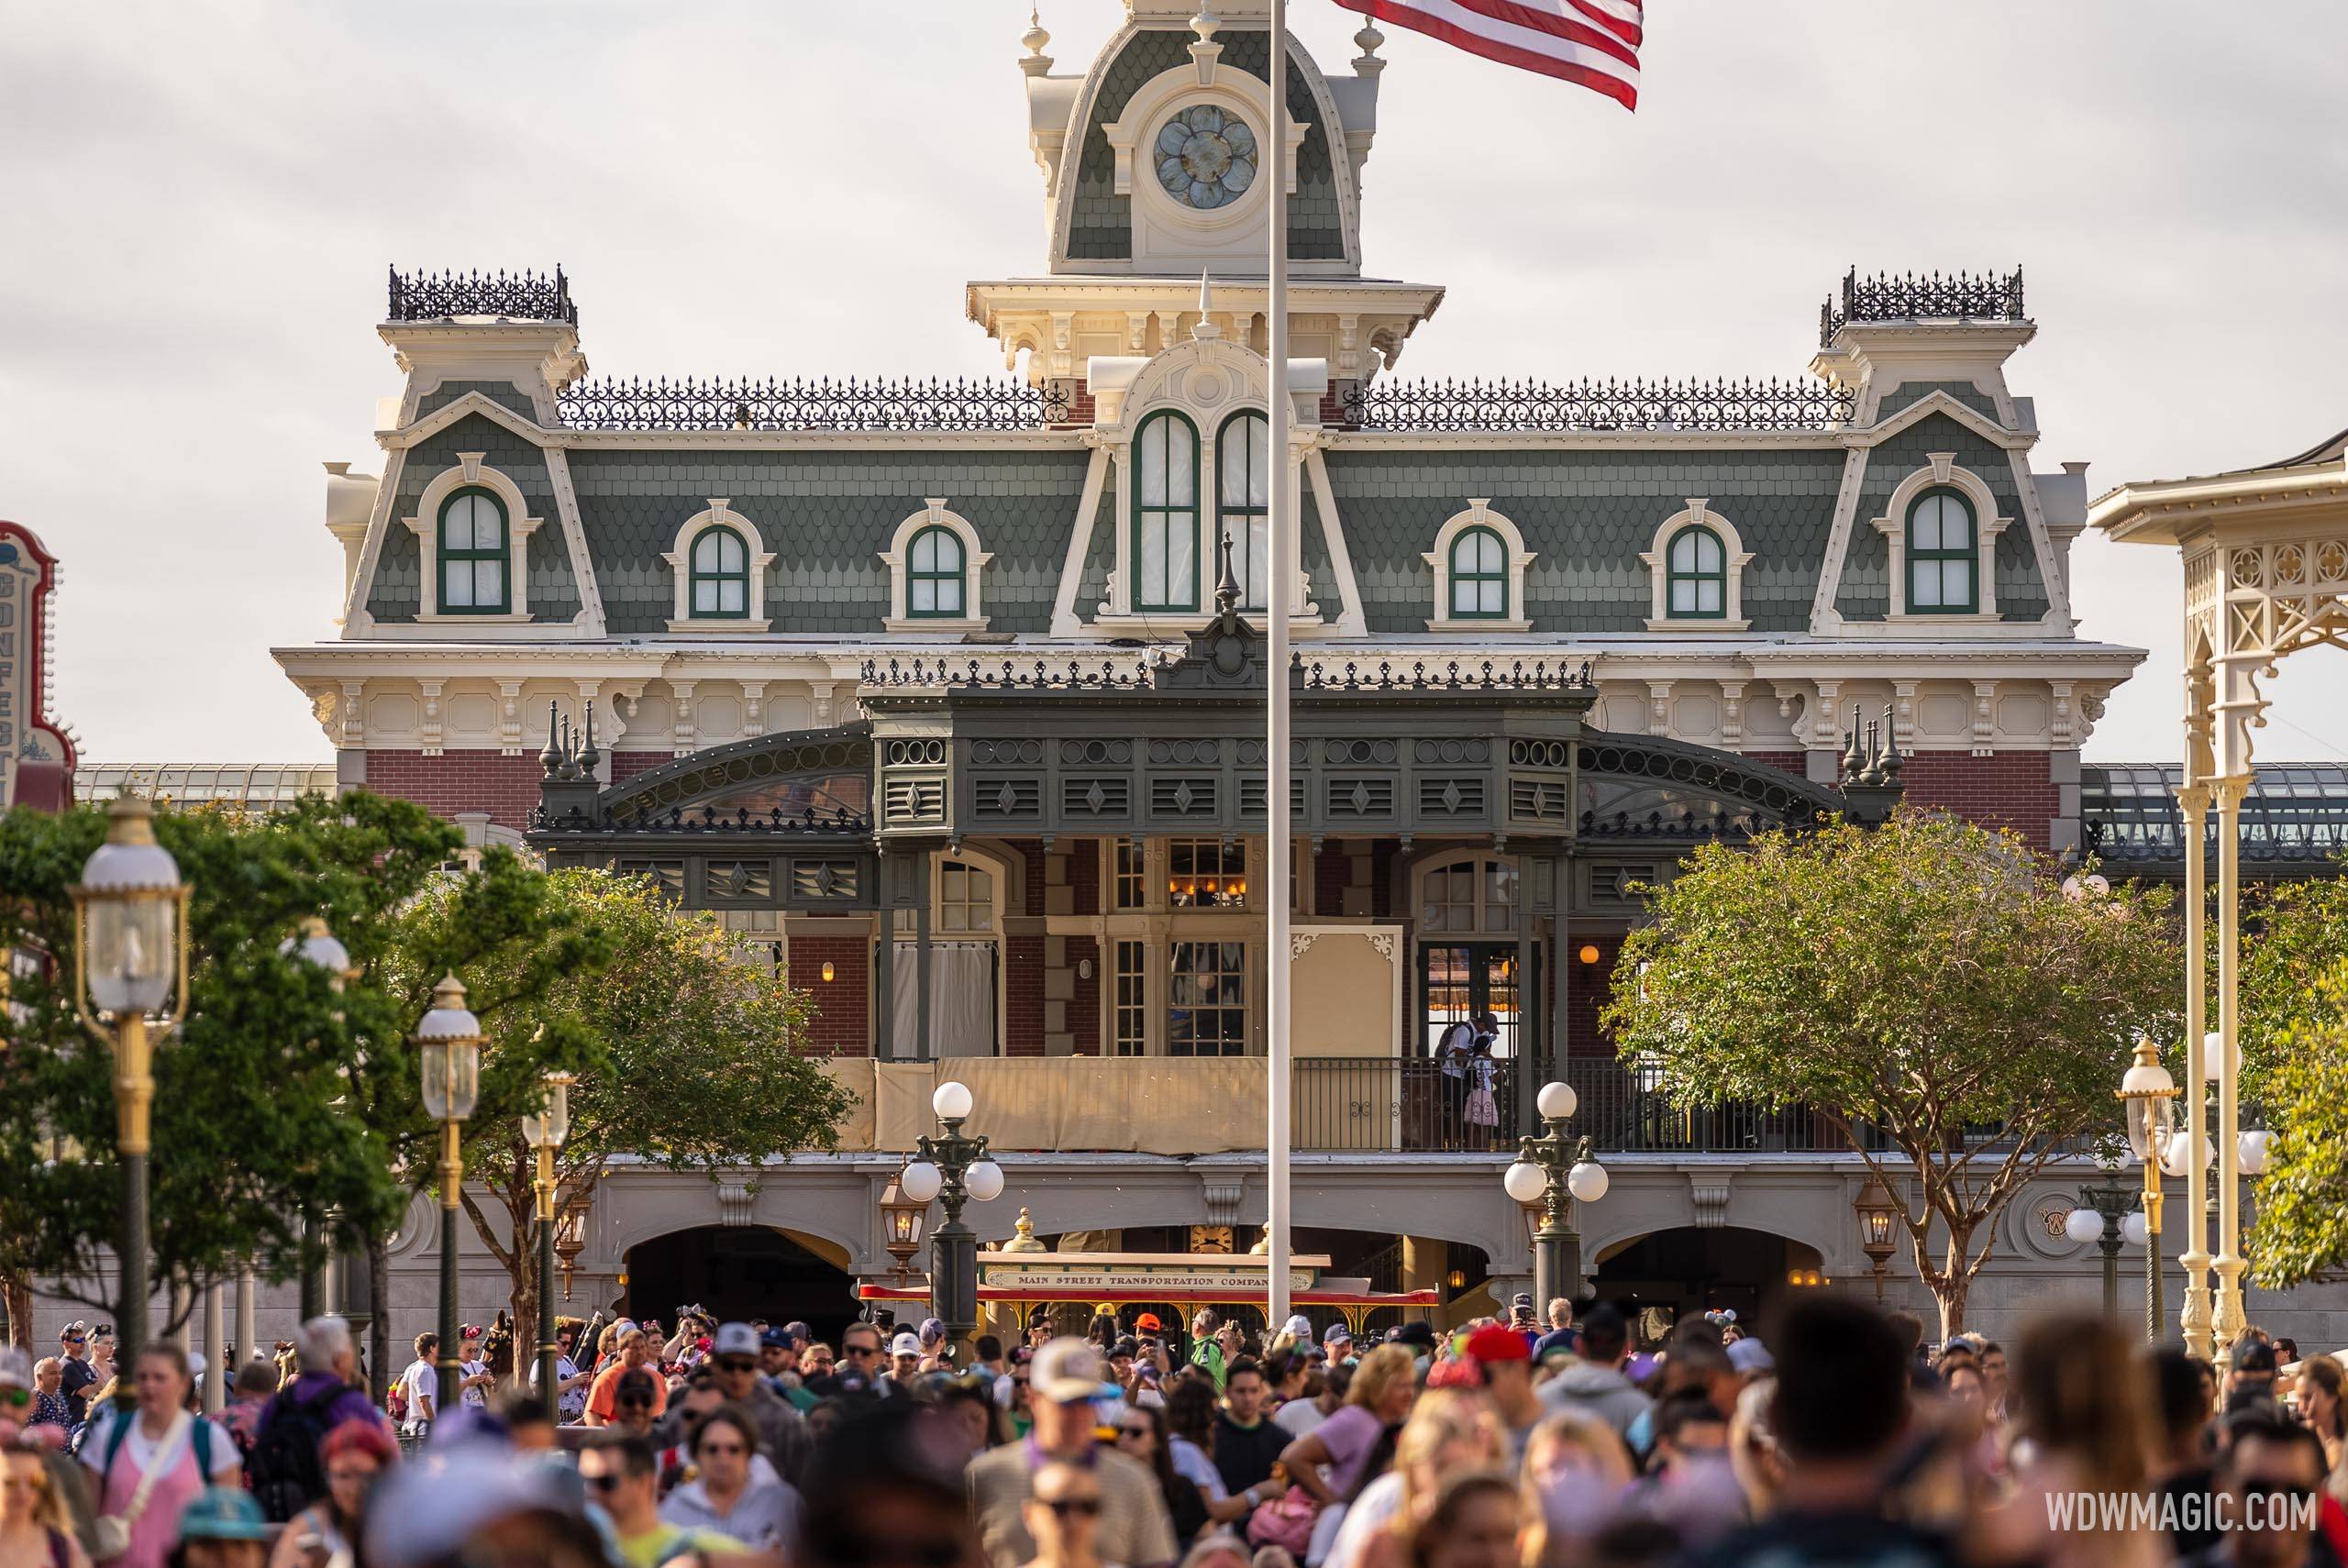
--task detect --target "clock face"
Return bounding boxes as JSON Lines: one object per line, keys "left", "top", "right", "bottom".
{"left": 1157, "top": 104, "right": 1258, "bottom": 210}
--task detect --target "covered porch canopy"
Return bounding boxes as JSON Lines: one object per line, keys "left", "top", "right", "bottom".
{"left": 526, "top": 606, "right": 1854, "bottom": 1114}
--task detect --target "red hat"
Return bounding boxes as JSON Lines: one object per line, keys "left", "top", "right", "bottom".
{"left": 1464, "top": 1323, "right": 1530, "bottom": 1364}
{"left": 1135, "top": 1313, "right": 1163, "bottom": 1332}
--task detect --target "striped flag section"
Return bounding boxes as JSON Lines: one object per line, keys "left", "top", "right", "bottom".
{"left": 1340, "top": 0, "right": 1643, "bottom": 108}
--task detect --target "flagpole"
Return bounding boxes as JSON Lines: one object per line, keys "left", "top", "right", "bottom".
{"left": 1265, "top": 0, "right": 1294, "bottom": 1335}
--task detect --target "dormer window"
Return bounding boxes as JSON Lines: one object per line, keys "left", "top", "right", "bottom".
{"left": 881, "top": 500, "right": 992, "bottom": 632}
{"left": 1868, "top": 458, "right": 2012, "bottom": 624}
{"left": 1134, "top": 409, "right": 1201, "bottom": 613}
{"left": 401, "top": 455, "right": 544, "bottom": 624}
{"left": 1425, "top": 500, "right": 1534, "bottom": 632}
{"left": 664, "top": 501, "right": 776, "bottom": 631}
{"left": 1641, "top": 502, "right": 1755, "bottom": 631}
{"left": 437, "top": 489, "right": 510, "bottom": 614}
{"left": 1217, "top": 411, "right": 1269, "bottom": 610}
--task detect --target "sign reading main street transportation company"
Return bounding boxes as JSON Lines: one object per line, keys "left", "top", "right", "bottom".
{"left": 980, "top": 1252, "right": 1324, "bottom": 1296}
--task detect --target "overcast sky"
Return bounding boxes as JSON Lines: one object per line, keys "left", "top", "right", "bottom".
{"left": 6, "top": 1, "right": 2344, "bottom": 766}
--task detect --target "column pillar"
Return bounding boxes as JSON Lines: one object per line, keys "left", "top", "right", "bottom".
{"left": 2212, "top": 775, "right": 2249, "bottom": 1353}
{"left": 2176, "top": 780, "right": 2212, "bottom": 1362}
{"left": 202, "top": 1281, "right": 224, "bottom": 1412}
{"left": 234, "top": 1270, "right": 256, "bottom": 1371}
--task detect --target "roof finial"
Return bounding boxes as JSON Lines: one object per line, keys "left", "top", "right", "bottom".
{"left": 1214, "top": 527, "right": 1241, "bottom": 624}
{"left": 1839, "top": 705, "right": 1865, "bottom": 785}
{"left": 538, "top": 701, "right": 562, "bottom": 778}
{"left": 1191, "top": 5, "right": 1220, "bottom": 46}
{"left": 1353, "top": 15, "right": 1387, "bottom": 74}
{"left": 1191, "top": 271, "right": 1222, "bottom": 341}
{"left": 1020, "top": 6, "right": 1053, "bottom": 76}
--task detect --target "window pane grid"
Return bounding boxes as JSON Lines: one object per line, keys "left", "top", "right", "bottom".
{"left": 906, "top": 525, "right": 967, "bottom": 619}
{"left": 1113, "top": 940, "right": 1148, "bottom": 1056}
{"left": 688, "top": 525, "right": 752, "bottom": 620}
{"left": 438, "top": 490, "right": 510, "bottom": 615}
{"left": 1168, "top": 940, "right": 1246, "bottom": 1056}
{"left": 1168, "top": 838, "right": 1245, "bottom": 907}
{"left": 1113, "top": 840, "right": 1146, "bottom": 910}
{"left": 1664, "top": 525, "right": 1727, "bottom": 620}
{"left": 1135, "top": 412, "right": 1201, "bottom": 611}
{"left": 1448, "top": 525, "right": 1509, "bottom": 619}
{"left": 1906, "top": 490, "right": 1978, "bottom": 614}
{"left": 1218, "top": 413, "right": 1270, "bottom": 610}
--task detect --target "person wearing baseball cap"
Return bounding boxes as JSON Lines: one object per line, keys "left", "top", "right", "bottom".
{"left": 708, "top": 1322, "right": 811, "bottom": 1484}
{"left": 1322, "top": 1322, "right": 1355, "bottom": 1362}
{"left": 966, "top": 1339, "right": 1175, "bottom": 1568}
{"left": 1463, "top": 1322, "right": 1542, "bottom": 1447}
{"left": 886, "top": 1331, "right": 925, "bottom": 1390}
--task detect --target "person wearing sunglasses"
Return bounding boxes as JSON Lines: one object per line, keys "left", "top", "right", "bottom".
{"left": 1113, "top": 1404, "right": 1208, "bottom": 1545}
{"left": 55, "top": 1326, "right": 98, "bottom": 1430}
{"left": 658, "top": 1406, "right": 802, "bottom": 1554}
{"left": 605, "top": 1371, "right": 663, "bottom": 1440}
{"left": 579, "top": 1433, "right": 755, "bottom": 1568}
{"left": 808, "top": 1323, "right": 901, "bottom": 1402}
{"left": 586, "top": 1329, "right": 668, "bottom": 1427}
{"left": 708, "top": 1324, "right": 810, "bottom": 1486}
{"left": 967, "top": 1340, "right": 1176, "bottom": 1568}
{"left": 1021, "top": 1463, "right": 1105, "bottom": 1568}
{"left": 4, "top": 1444, "right": 92, "bottom": 1568}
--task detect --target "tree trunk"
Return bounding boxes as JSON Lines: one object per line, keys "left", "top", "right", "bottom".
{"left": 369, "top": 1230, "right": 393, "bottom": 1403}
{"left": 1, "top": 1274, "right": 30, "bottom": 1352}
{"left": 514, "top": 1240, "right": 541, "bottom": 1397}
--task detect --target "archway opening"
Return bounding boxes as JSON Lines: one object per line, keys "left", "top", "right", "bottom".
{"left": 624, "top": 1226, "right": 860, "bottom": 1345}
{"left": 1592, "top": 1226, "right": 1826, "bottom": 1329}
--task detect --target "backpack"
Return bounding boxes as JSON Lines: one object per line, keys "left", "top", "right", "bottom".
{"left": 248, "top": 1382, "right": 346, "bottom": 1524}
{"left": 386, "top": 1376, "right": 407, "bottom": 1425}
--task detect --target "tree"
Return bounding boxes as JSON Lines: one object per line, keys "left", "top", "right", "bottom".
{"left": 2230, "top": 876, "right": 2348, "bottom": 1287}
{"left": 384, "top": 870, "right": 849, "bottom": 1377}
{"left": 0, "top": 794, "right": 463, "bottom": 1335}
{"left": 1601, "top": 810, "right": 2180, "bottom": 1335}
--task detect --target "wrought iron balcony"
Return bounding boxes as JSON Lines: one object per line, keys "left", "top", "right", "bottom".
{"left": 1341, "top": 376, "right": 1855, "bottom": 433}
{"left": 1820, "top": 266, "right": 2026, "bottom": 346}
{"left": 555, "top": 375, "right": 1069, "bottom": 431}
{"left": 387, "top": 266, "right": 576, "bottom": 325}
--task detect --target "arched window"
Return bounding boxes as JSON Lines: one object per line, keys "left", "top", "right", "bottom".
{"left": 906, "top": 525, "right": 967, "bottom": 618}
{"left": 437, "top": 488, "right": 509, "bottom": 614}
{"left": 1906, "top": 489, "right": 1977, "bottom": 613}
{"left": 1665, "top": 525, "right": 1726, "bottom": 618}
{"left": 1447, "top": 525, "right": 1509, "bottom": 619}
{"left": 1133, "top": 410, "right": 1200, "bottom": 612}
{"left": 689, "top": 525, "right": 750, "bottom": 618}
{"left": 1217, "top": 411, "right": 1269, "bottom": 611}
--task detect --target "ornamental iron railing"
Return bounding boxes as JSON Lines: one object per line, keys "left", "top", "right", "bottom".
{"left": 1821, "top": 266, "right": 2026, "bottom": 345}
{"left": 1299, "top": 656, "right": 1597, "bottom": 691}
{"left": 858, "top": 654, "right": 1160, "bottom": 690}
{"left": 388, "top": 266, "right": 576, "bottom": 325}
{"left": 530, "top": 802, "right": 872, "bottom": 835}
{"left": 556, "top": 375, "right": 1069, "bottom": 431}
{"left": 1341, "top": 376, "right": 1855, "bottom": 432}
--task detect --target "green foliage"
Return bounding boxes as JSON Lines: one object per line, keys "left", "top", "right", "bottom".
{"left": 2247, "top": 963, "right": 2348, "bottom": 1288}
{"left": 1602, "top": 810, "right": 2180, "bottom": 1332}
{"left": 0, "top": 793, "right": 472, "bottom": 1323}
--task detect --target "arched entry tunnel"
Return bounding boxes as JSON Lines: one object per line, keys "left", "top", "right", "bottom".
{"left": 1592, "top": 1225, "right": 1827, "bottom": 1329}
{"left": 624, "top": 1226, "right": 862, "bottom": 1343}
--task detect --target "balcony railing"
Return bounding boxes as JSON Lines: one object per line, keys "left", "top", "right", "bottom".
{"left": 815, "top": 1056, "right": 1890, "bottom": 1157}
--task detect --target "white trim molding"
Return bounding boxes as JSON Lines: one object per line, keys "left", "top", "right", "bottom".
{"left": 1424, "top": 499, "right": 1534, "bottom": 633}
{"left": 662, "top": 499, "right": 777, "bottom": 633}
{"left": 1639, "top": 499, "right": 1755, "bottom": 631}
{"left": 400, "top": 453, "right": 546, "bottom": 624}
{"left": 1869, "top": 455, "right": 2014, "bottom": 626}
{"left": 879, "top": 499, "right": 993, "bottom": 634}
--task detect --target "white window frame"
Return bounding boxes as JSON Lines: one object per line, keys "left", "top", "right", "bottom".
{"left": 402, "top": 454, "right": 545, "bottom": 624}
{"left": 879, "top": 500, "right": 993, "bottom": 633}
{"left": 1640, "top": 499, "right": 1755, "bottom": 630}
{"left": 663, "top": 500, "right": 777, "bottom": 632}
{"left": 1424, "top": 500, "right": 1534, "bottom": 632}
{"left": 1870, "top": 456, "right": 2012, "bottom": 624}
{"left": 1412, "top": 850, "right": 1523, "bottom": 937}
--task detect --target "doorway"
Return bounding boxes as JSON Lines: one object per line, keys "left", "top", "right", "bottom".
{"left": 624, "top": 1226, "right": 862, "bottom": 1345}
{"left": 1420, "top": 944, "right": 1531, "bottom": 1058}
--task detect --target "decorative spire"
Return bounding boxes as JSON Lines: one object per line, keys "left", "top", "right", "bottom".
{"left": 1190, "top": 5, "right": 1219, "bottom": 46}
{"left": 538, "top": 701, "right": 562, "bottom": 778}
{"left": 1839, "top": 705, "right": 1865, "bottom": 785}
{"left": 1020, "top": 6, "right": 1053, "bottom": 76}
{"left": 578, "top": 701, "right": 601, "bottom": 778}
{"left": 1191, "top": 271, "right": 1222, "bottom": 340}
{"left": 1877, "top": 701, "right": 1904, "bottom": 784}
{"left": 1188, "top": 6, "right": 1223, "bottom": 84}
{"left": 1353, "top": 16, "right": 1386, "bottom": 74}
{"left": 1214, "top": 527, "right": 1241, "bottom": 624}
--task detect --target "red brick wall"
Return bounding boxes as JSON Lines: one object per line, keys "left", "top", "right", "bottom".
{"left": 1001, "top": 839, "right": 1047, "bottom": 917}
{"left": 1745, "top": 749, "right": 1809, "bottom": 777}
{"left": 1069, "top": 839, "right": 1100, "bottom": 917}
{"left": 1005, "top": 935, "right": 1047, "bottom": 1056}
{"left": 1069, "top": 937, "right": 1101, "bottom": 1055}
{"left": 792, "top": 934, "right": 869, "bottom": 1057}
{"left": 1899, "top": 751, "right": 2058, "bottom": 850}
{"left": 610, "top": 750, "right": 674, "bottom": 783}
{"left": 1565, "top": 940, "right": 1620, "bottom": 1057}
{"left": 364, "top": 749, "right": 543, "bottom": 831}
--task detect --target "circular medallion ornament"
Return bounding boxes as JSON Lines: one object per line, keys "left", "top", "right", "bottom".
{"left": 1157, "top": 105, "right": 1258, "bottom": 210}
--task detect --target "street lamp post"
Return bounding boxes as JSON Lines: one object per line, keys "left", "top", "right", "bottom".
{"left": 71, "top": 797, "right": 192, "bottom": 1407}
{"left": 2118, "top": 1038, "right": 2180, "bottom": 1343}
{"left": 281, "top": 916, "right": 356, "bottom": 1320}
{"left": 520, "top": 1070, "right": 574, "bottom": 1414}
{"left": 899, "top": 1081, "right": 1002, "bottom": 1363}
{"left": 879, "top": 1165, "right": 930, "bottom": 1289}
{"left": 415, "top": 976, "right": 483, "bottom": 1417}
{"left": 2065, "top": 1186, "right": 2141, "bottom": 1321}
{"left": 1853, "top": 1176, "right": 1901, "bottom": 1305}
{"left": 1503, "top": 1082, "right": 1608, "bottom": 1309}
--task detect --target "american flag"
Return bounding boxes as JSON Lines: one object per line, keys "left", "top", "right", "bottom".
{"left": 1341, "top": 0, "right": 1643, "bottom": 108}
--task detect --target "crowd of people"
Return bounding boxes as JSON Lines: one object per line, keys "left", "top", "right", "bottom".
{"left": 4, "top": 1293, "right": 2345, "bottom": 1568}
